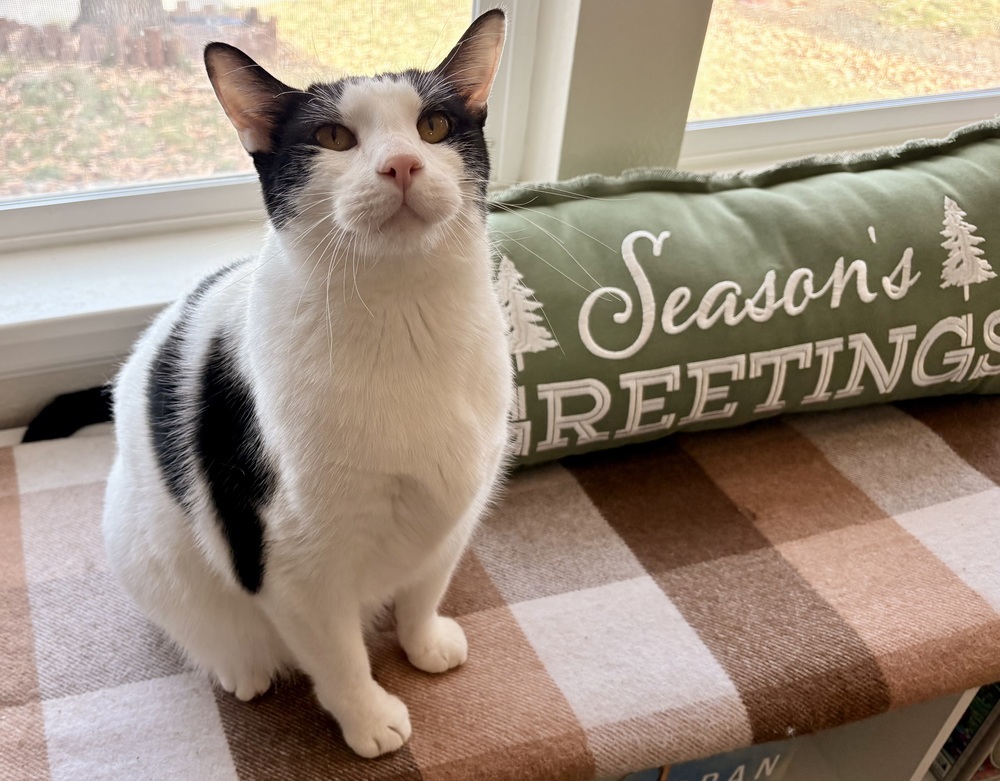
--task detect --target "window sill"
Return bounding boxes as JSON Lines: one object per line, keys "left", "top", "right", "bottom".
{"left": 0, "top": 220, "right": 265, "bottom": 382}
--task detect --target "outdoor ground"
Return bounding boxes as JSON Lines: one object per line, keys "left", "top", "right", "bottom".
{"left": 2, "top": 0, "right": 999, "bottom": 200}
{"left": 689, "top": 0, "right": 1000, "bottom": 120}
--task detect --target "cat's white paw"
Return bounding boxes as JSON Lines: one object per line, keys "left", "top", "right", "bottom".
{"left": 217, "top": 667, "right": 273, "bottom": 701}
{"left": 401, "top": 616, "right": 468, "bottom": 674}
{"left": 339, "top": 688, "right": 412, "bottom": 758}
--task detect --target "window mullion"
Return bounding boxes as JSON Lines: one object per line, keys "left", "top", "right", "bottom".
{"left": 557, "top": 0, "right": 714, "bottom": 179}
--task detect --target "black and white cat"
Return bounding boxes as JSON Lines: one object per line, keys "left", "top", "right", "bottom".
{"left": 102, "top": 11, "right": 511, "bottom": 758}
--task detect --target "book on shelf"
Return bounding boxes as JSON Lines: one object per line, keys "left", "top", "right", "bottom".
{"left": 617, "top": 742, "right": 795, "bottom": 781}
{"left": 932, "top": 683, "right": 1000, "bottom": 781}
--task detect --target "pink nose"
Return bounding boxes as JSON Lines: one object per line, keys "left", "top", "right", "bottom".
{"left": 379, "top": 155, "right": 422, "bottom": 191}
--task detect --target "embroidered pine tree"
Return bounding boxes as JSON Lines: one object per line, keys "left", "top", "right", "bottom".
{"left": 497, "top": 255, "right": 558, "bottom": 371}
{"left": 940, "top": 196, "right": 995, "bottom": 301}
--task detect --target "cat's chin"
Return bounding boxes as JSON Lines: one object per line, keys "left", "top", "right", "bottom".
{"left": 370, "top": 204, "right": 456, "bottom": 250}
{"left": 379, "top": 204, "right": 425, "bottom": 231}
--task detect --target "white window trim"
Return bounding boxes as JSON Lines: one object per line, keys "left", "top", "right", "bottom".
{"left": 0, "top": 175, "right": 263, "bottom": 253}
{"left": 680, "top": 88, "right": 1000, "bottom": 172}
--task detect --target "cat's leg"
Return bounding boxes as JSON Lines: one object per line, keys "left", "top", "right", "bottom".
{"left": 118, "top": 544, "right": 287, "bottom": 700}
{"left": 166, "top": 588, "right": 288, "bottom": 701}
{"left": 259, "top": 585, "right": 411, "bottom": 758}
{"left": 394, "top": 542, "right": 468, "bottom": 675}
{"left": 103, "top": 464, "right": 287, "bottom": 701}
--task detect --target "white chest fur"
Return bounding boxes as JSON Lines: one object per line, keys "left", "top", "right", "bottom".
{"left": 245, "top": 235, "right": 513, "bottom": 561}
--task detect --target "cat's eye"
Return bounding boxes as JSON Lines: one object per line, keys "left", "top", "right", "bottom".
{"left": 315, "top": 124, "right": 357, "bottom": 151}
{"left": 417, "top": 112, "right": 451, "bottom": 144}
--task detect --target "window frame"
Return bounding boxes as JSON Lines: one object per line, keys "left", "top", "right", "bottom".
{"left": 679, "top": 88, "right": 1000, "bottom": 172}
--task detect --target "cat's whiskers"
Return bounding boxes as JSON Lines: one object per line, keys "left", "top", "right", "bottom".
{"left": 486, "top": 197, "right": 618, "bottom": 303}
{"left": 200, "top": 253, "right": 272, "bottom": 303}
{"left": 287, "top": 209, "right": 348, "bottom": 280}
{"left": 508, "top": 202, "right": 618, "bottom": 254}
{"left": 282, "top": 197, "right": 342, "bottom": 251}
{"left": 422, "top": 11, "right": 454, "bottom": 70}
{"left": 351, "top": 226, "right": 376, "bottom": 319}
{"left": 283, "top": 215, "right": 333, "bottom": 256}
{"left": 490, "top": 203, "right": 609, "bottom": 292}
{"left": 289, "top": 202, "right": 371, "bottom": 333}
{"left": 293, "top": 222, "right": 345, "bottom": 327}
{"left": 487, "top": 222, "right": 598, "bottom": 296}
{"left": 437, "top": 214, "right": 479, "bottom": 265}
{"left": 314, "top": 216, "right": 364, "bottom": 330}
{"left": 448, "top": 177, "right": 617, "bottom": 302}
{"left": 491, "top": 180, "right": 635, "bottom": 203}
{"left": 292, "top": 196, "right": 339, "bottom": 221}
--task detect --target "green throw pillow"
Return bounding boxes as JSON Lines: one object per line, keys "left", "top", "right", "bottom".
{"left": 490, "top": 119, "right": 1000, "bottom": 466}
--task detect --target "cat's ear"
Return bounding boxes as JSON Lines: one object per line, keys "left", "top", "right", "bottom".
{"left": 435, "top": 9, "right": 506, "bottom": 116}
{"left": 204, "top": 43, "right": 296, "bottom": 154}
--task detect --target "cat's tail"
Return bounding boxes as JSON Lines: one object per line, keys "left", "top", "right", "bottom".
{"left": 22, "top": 386, "right": 113, "bottom": 443}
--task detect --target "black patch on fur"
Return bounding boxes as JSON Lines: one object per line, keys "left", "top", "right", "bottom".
{"left": 196, "top": 334, "right": 275, "bottom": 594}
{"left": 403, "top": 70, "right": 491, "bottom": 200}
{"left": 147, "top": 262, "right": 245, "bottom": 509}
{"left": 22, "top": 386, "right": 113, "bottom": 443}
{"left": 149, "top": 318, "right": 193, "bottom": 507}
{"left": 251, "top": 143, "right": 316, "bottom": 231}
{"left": 250, "top": 83, "right": 343, "bottom": 230}
{"left": 146, "top": 260, "right": 272, "bottom": 592}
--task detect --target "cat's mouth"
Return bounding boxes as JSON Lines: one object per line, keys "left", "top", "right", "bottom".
{"left": 332, "top": 181, "right": 459, "bottom": 238}
{"left": 379, "top": 202, "right": 425, "bottom": 230}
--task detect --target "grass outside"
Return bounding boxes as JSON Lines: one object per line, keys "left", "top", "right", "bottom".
{"left": 0, "top": 0, "right": 471, "bottom": 199}
{"left": 2, "top": 0, "right": 999, "bottom": 199}
{"left": 875, "top": 0, "right": 1000, "bottom": 38}
{"left": 268, "top": 0, "right": 468, "bottom": 78}
{"left": 689, "top": 0, "right": 1000, "bottom": 120}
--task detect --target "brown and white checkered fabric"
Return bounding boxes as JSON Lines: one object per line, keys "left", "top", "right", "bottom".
{"left": 3, "top": 396, "right": 1000, "bottom": 781}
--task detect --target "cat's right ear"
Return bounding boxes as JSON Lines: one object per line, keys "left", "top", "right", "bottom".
{"left": 204, "top": 43, "right": 295, "bottom": 155}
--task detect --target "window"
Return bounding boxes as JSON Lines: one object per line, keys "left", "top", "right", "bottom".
{"left": 681, "top": 0, "right": 1000, "bottom": 171}
{"left": 689, "top": 0, "right": 1000, "bottom": 122}
{"left": 0, "top": 0, "right": 473, "bottom": 203}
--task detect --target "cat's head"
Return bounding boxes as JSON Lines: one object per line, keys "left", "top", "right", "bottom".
{"left": 204, "top": 10, "right": 504, "bottom": 260}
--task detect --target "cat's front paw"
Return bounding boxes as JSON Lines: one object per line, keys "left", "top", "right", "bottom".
{"left": 339, "top": 688, "right": 412, "bottom": 758}
{"left": 217, "top": 667, "right": 273, "bottom": 702}
{"left": 400, "top": 615, "right": 468, "bottom": 674}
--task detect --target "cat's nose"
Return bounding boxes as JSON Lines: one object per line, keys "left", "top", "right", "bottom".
{"left": 379, "top": 155, "right": 422, "bottom": 192}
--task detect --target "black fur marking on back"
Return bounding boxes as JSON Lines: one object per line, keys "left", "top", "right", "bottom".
{"left": 148, "top": 318, "right": 192, "bottom": 507}
{"left": 147, "top": 261, "right": 247, "bottom": 510}
{"left": 196, "top": 333, "right": 275, "bottom": 594}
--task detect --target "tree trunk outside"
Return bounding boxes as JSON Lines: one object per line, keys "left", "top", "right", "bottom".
{"left": 74, "top": 0, "right": 166, "bottom": 35}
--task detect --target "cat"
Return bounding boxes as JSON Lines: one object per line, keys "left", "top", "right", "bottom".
{"left": 101, "top": 10, "right": 512, "bottom": 758}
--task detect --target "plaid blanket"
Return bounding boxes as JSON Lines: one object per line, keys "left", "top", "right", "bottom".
{"left": 3, "top": 396, "right": 1000, "bottom": 781}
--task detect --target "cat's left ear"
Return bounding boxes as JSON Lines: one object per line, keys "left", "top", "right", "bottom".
{"left": 435, "top": 9, "right": 506, "bottom": 116}
{"left": 204, "top": 42, "right": 296, "bottom": 154}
